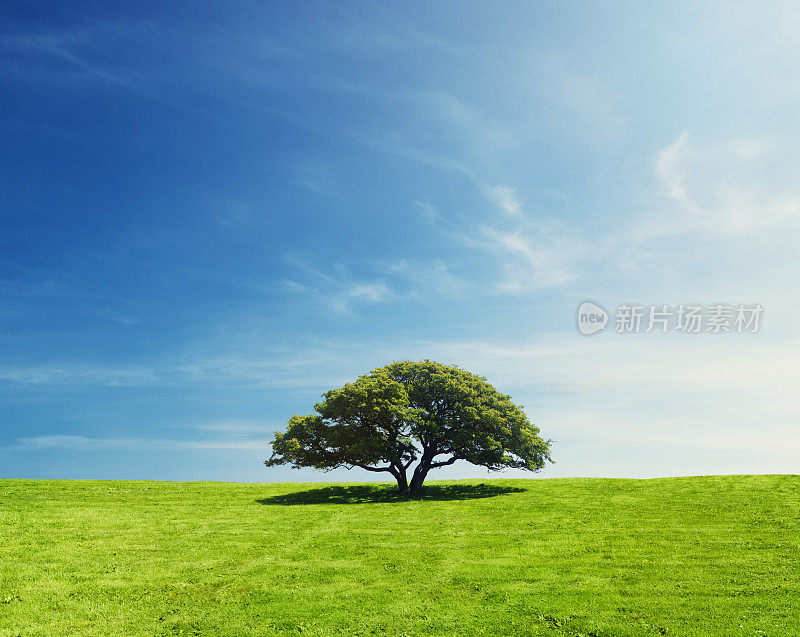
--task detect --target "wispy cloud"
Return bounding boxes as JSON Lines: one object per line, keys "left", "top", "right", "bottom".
{"left": 656, "top": 131, "right": 691, "bottom": 205}
{"left": 12, "top": 435, "right": 268, "bottom": 451}
{"left": 477, "top": 227, "right": 579, "bottom": 291}
{"left": 194, "top": 420, "right": 276, "bottom": 434}
{"left": 286, "top": 123, "right": 800, "bottom": 311}
{"left": 283, "top": 256, "right": 391, "bottom": 314}
{"left": 640, "top": 130, "right": 800, "bottom": 239}
{"left": 387, "top": 259, "right": 465, "bottom": 300}
{"left": 482, "top": 184, "right": 524, "bottom": 217}
{"left": 284, "top": 250, "right": 470, "bottom": 313}
{"left": 430, "top": 180, "right": 584, "bottom": 294}
{"left": 0, "top": 365, "right": 158, "bottom": 387}
{"left": 0, "top": 349, "right": 367, "bottom": 391}
{"left": 414, "top": 201, "right": 441, "bottom": 226}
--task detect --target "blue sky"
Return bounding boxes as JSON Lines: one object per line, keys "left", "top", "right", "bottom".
{"left": 2, "top": 1, "right": 799, "bottom": 481}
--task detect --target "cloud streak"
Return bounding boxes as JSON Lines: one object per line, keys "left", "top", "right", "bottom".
{"left": 12, "top": 435, "right": 269, "bottom": 451}
{"left": 642, "top": 130, "right": 800, "bottom": 238}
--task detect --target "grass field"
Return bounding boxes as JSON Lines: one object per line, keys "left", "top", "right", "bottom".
{"left": 1, "top": 476, "right": 798, "bottom": 636}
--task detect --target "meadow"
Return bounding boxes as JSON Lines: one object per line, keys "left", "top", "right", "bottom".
{"left": 1, "top": 475, "right": 797, "bottom": 636}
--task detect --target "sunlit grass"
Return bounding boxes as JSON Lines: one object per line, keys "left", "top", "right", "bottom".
{"left": 1, "top": 475, "right": 798, "bottom": 636}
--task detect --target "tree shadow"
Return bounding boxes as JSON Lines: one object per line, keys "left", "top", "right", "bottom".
{"left": 255, "top": 483, "right": 526, "bottom": 505}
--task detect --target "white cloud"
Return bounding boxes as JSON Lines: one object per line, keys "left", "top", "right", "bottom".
{"left": 194, "top": 420, "right": 276, "bottom": 434}
{"left": 284, "top": 250, "right": 469, "bottom": 313}
{"left": 482, "top": 184, "right": 524, "bottom": 217}
{"left": 641, "top": 130, "right": 800, "bottom": 238}
{"left": 283, "top": 256, "right": 391, "bottom": 315}
{"left": 0, "top": 365, "right": 158, "bottom": 386}
{"left": 656, "top": 131, "right": 691, "bottom": 206}
{"left": 414, "top": 200, "right": 441, "bottom": 226}
{"left": 396, "top": 123, "right": 800, "bottom": 303}
{"left": 479, "top": 228, "right": 577, "bottom": 290}
{"left": 388, "top": 259, "right": 465, "bottom": 300}
{"left": 428, "top": 180, "right": 587, "bottom": 294}
{"left": 341, "top": 282, "right": 389, "bottom": 304}
{"left": 13, "top": 435, "right": 268, "bottom": 451}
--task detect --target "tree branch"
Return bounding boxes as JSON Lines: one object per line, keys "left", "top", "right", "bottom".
{"left": 428, "top": 456, "right": 460, "bottom": 469}
{"left": 351, "top": 462, "right": 395, "bottom": 473}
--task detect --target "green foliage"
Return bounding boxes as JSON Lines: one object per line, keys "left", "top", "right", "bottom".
{"left": 2, "top": 476, "right": 798, "bottom": 636}
{"left": 266, "top": 360, "right": 552, "bottom": 493}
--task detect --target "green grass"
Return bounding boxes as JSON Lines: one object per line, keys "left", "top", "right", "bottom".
{"left": 1, "top": 476, "right": 798, "bottom": 636}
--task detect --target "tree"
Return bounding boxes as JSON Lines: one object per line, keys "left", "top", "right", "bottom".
{"left": 265, "top": 360, "right": 552, "bottom": 495}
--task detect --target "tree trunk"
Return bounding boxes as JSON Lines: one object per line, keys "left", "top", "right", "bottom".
{"left": 405, "top": 446, "right": 437, "bottom": 496}
{"left": 394, "top": 470, "right": 409, "bottom": 494}
{"left": 408, "top": 463, "right": 430, "bottom": 495}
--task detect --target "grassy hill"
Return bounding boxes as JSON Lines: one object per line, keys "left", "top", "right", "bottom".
{"left": 1, "top": 475, "right": 798, "bottom": 636}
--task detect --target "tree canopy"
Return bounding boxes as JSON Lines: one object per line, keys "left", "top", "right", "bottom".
{"left": 265, "top": 360, "right": 552, "bottom": 495}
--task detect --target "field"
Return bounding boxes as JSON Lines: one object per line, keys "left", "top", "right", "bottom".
{"left": 1, "top": 476, "right": 798, "bottom": 636}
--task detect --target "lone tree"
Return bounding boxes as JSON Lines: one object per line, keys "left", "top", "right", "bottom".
{"left": 265, "top": 360, "right": 552, "bottom": 495}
